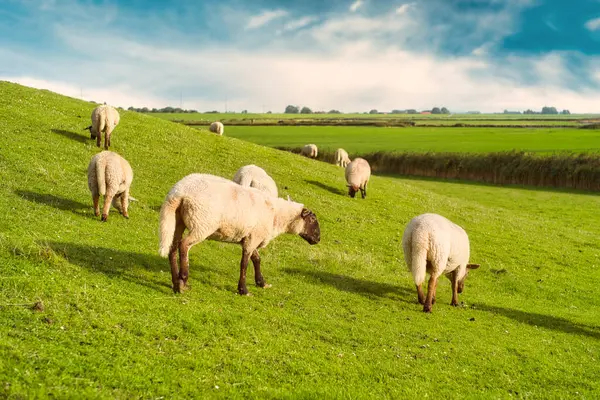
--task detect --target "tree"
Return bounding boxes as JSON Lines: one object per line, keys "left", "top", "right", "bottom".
{"left": 241, "top": 110, "right": 248, "bottom": 114}
{"left": 285, "top": 105, "right": 299, "bottom": 114}
{"left": 266, "top": 111, "right": 272, "bottom": 114}
{"left": 431, "top": 107, "right": 441, "bottom": 114}
{"left": 300, "top": 106, "right": 313, "bottom": 114}
{"left": 328, "top": 109, "right": 342, "bottom": 114}
{"left": 541, "top": 106, "right": 558, "bottom": 115}
{"left": 406, "top": 109, "right": 418, "bottom": 114}
{"left": 369, "top": 109, "right": 378, "bottom": 114}
{"left": 391, "top": 109, "right": 404, "bottom": 114}
{"left": 441, "top": 107, "right": 450, "bottom": 114}
{"left": 561, "top": 109, "right": 571, "bottom": 115}
{"left": 523, "top": 109, "right": 536, "bottom": 114}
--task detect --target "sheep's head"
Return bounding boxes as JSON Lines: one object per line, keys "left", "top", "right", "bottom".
{"left": 83, "top": 125, "right": 96, "bottom": 139}
{"left": 347, "top": 184, "right": 359, "bottom": 198}
{"left": 457, "top": 263, "right": 480, "bottom": 293}
{"left": 299, "top": 208, "right": 320, "bottom": 245}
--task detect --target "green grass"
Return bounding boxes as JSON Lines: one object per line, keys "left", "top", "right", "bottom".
{"left": 1, "top": 81, "right": 600, "bottom": 398}
{"left": 221, "top": 126, "right": 600, "bottom": 154}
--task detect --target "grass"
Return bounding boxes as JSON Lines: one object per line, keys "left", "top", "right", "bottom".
{"left": 1, "top": 81, "right": 600, "bottom": 398}
{"left": 220, "top": 126, "right": 600, "bottom": 154}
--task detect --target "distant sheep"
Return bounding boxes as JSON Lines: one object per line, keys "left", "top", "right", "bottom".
{"left": 158, "top": 173, "right": 320, "bottom": 294}
{"left": 233, "top": 165, "right": 278, "bottom": 197}
{"left": 87, "top": 151, "right": 133, "bottom": 222}
{"left": 345, "top": 157, "right": 371, "bottom": 198}
{"left": 335, "top": 148, "right": 351, "bottom": 168}
{"left": 301, "top": 144, "right": 318, "bottom": 158}
{"left": 84, "top": 104, "right": 120, "bottom": 149}
{"left": 401, "top": 213, "right": 480, "bottom": 313}
{"left": 209, "top": 121, "right": 224, "bottom": 135}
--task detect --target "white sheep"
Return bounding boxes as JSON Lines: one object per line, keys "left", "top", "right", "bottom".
{"left": 209, "top": 121, "right": 224, "bottom": 135}
{"left": 84, "top": 104, "right": 120, "bottom": 150}
{"left": 335, "top": 148, "right": 351, "bottom": 168}
{"left": 87, "top": 150, "right": 133, "bottom": 222}
{"left": 158, "top": 173, "right": 320, "bottom": 294}
{"left": 301, "top": 144, "right": 318, "bottom": 158}
{"left": 345, "top": 157, "right": 371, "bottom": 198}
{"left": 232, "top": 165, "right": 278, "bottom": 197}
{"left": 401, "top": 213, "right": 480, "bottom": 313}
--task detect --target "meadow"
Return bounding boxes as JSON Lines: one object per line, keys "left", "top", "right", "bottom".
{"left": 1, "top": 81, "right": 600, "bottom": 398}
{"left": 221, "top": 126, "right": 600, "bottom": 154}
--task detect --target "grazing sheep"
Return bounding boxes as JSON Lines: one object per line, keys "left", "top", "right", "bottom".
{"left": 158, "top": 173, "right": 320, "bottom": 294}
{"left": 233, "top": 165, "right": 278, "bottom": 197}
{"left": 335, "top": 148, "right": 351, "bottom": 168}
{"left": 401, "top": 213, "right": 480, "bottom": 313}
{"left": 87, "top": 151, "right": 133, "bottom": 222}
{"left": 84, "top": 104, "right": 120, "bottom": 149}
{"left": 301, "top": 144, "right": 318, "bottom": 158}
{"left": 345, "top": 157, "right": 371, "bottom": 198}
{"left": 209, "top": 121, "right": 224, "bottom": 135}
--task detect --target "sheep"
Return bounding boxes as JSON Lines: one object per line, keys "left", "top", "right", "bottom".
{"left": 345, "top": 157, "right": 371, "bottom": 198}
{"left": 401, "top": 213, "right": 480, "bottom": 313}
{"left": 301, "top": 144, "right": 318, "bottom": 158}
{"left": 87, "top": 150, "right": 133, "bottom": 222}
{"left": 232, "top": 165, "right": 278, "bottom": 197}
{"left": 334, "top": 148, "right": 351, "bottom": 168}
{"left": 158, "top": 173, "right": 320, "bottom": 294}
{"left": 209, "top": 121, "right": 224, "bottom": 135}
{"left": 84, "top": 104, "right": 120, "bottom": 150}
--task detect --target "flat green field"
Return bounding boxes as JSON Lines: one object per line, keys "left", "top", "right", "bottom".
{"left": 221, "top": 126, "right": 600, "bottom": 154}
{"left": 2, "top": 82, "right": 600, "bottom": 398}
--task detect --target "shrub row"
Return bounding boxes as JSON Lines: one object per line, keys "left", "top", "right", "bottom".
{"left": 277, "top": 147, "right": 600, "bottom": 191}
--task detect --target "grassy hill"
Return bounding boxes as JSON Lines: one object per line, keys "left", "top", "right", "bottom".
{"left": 1, "top": 81, "right": 599, "bottom": 398}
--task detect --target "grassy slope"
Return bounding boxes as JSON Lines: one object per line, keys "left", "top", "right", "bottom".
{"left": 221, "top": 126, "right": 600, "bottom": 154}
{"left": 1, "top": 81, "right": 599, "bottom": 399}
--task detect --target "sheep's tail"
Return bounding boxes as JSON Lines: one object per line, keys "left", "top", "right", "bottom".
{"left": 96, "top": 160, "right": 107, "bottom": 196}
{"left": 403, "top": 232, "right": 427, "bottom": 287}
{"left": 97, "top": 107, "right": 107, "bottom": 135}
{"left": 158, "top": 195, "right": 183, "bottom": 258}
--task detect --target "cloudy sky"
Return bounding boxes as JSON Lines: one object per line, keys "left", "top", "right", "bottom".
{"left": 1, "top": 0, "right": 600, "bottom": 113}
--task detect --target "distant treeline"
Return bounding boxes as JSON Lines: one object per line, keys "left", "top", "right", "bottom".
{"left": 127, "top": 106, "right": 199, "bottom": 113}
{"left": 278, "top": 147, "right": 600, "bottom": 192}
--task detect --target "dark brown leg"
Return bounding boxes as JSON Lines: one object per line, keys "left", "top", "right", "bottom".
{"left": 416, "top": 284, "right": 425, "bottom": 305}
{"left": 451, "top": 270, "right": 459, "bottom": 306}
{"left": 101, "top": 194, "right": 113, "bottom": 221}
{"left": 93, "top": 195, "right": 100, "bottom": 216}
{"left": 104, "top": 133, "right": 109, "bottom": 150}
{"left": 251, "top": 250, "right": 271, "bottom": 288}
{"left": 178, "top": 236, "right": 192, "bottom": 292}
{"left": 107, "top": 131, "right": 111, "bottom": 148}
{"left": 120, "top": 191, "right": 129, "bottom": 218}
{"left": 238, "top": 249, "right": 251, "bottom": 295}
{"left": 169, "top": 218, "right": 186, "bottom": 293}
{"left": 96, "top": 133, "right": 101, "bottom": 148}
{"left": 423, "top": 275, "right": 438, "bottom": 313}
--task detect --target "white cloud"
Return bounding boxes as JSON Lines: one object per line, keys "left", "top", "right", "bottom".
{"left": 585, "top": 17, "right": 600, "bottom": 31}
{"left": 282, "top": 16, "right": 318, "bottom": 32}
{"left": 246, "top": 9, "right": 288, "bottom": 29}
{"left": 396, "top": 3, "right": 414, "bottom": 15}
{"left": 349, "top": 0, "right": 363, "bottom": 12}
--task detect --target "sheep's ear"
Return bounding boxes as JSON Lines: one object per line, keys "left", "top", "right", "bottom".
{"left": 301, "top": 208, "right": 313, "bottom": 218}
{"left": 467, "top": 263, "right": 480, "bottom": 270}
{"left": 83, "top": 125, "right": 92, "bottom": 131}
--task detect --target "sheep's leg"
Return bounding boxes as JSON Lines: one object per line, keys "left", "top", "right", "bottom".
{"left": 238, "top": 249, "right": 251, "bottom": 295}
{"left": 96, "top": 132, "right": 101, "bottom": 148}
{"left": 104, "top": 131, "right": 109, "bottom": 150}
{"left": 120, "top": 190, "right": 129, "bottom": 218}
{"left": 169, "top": 218, "right": 186, "bottom": 293}
{"left": 416, "top": 284, "right": 425, "bottom": 305}
{"left": 423, "top": 275, "right": 438, "bottom": 313}
{"left": 101, "top": 194, "right": 114, "bottom": 222}
{"left": 251, "top": 250, "right": 271, "bottom": 289}
{"left": 92, "top": 194, "right": 100, "bottom": 216}
{"left": 450, "top": 270, "right": 459, "bottom": 306}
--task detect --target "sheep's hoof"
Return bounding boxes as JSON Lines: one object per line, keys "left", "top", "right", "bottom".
{"left": 101, "top": 214, "right": 108, "bottom": 222}
{"left": 262, "top": 283, "right": 272, "bottom": 289}
{"left": 451, "top": 301, "right": 459, "bottom": 307}
{"left": 423, "top": 304, "right": 432, "bottom": 313}
{"left": 237, "top": 287, "right": 250, "bottom": 296}
{"left": 178, "top": 279, "right": 189, "bottom": 292}
{"left": 94, "top": 211, "right": 100, "bottom": 217}
{"left": 123, "top": 213, "right": 129, "bottom": 219}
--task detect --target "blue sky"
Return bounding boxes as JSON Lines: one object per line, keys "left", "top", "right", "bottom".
{"left": 1, "top": 0, "right": 600, "bottom": 112}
